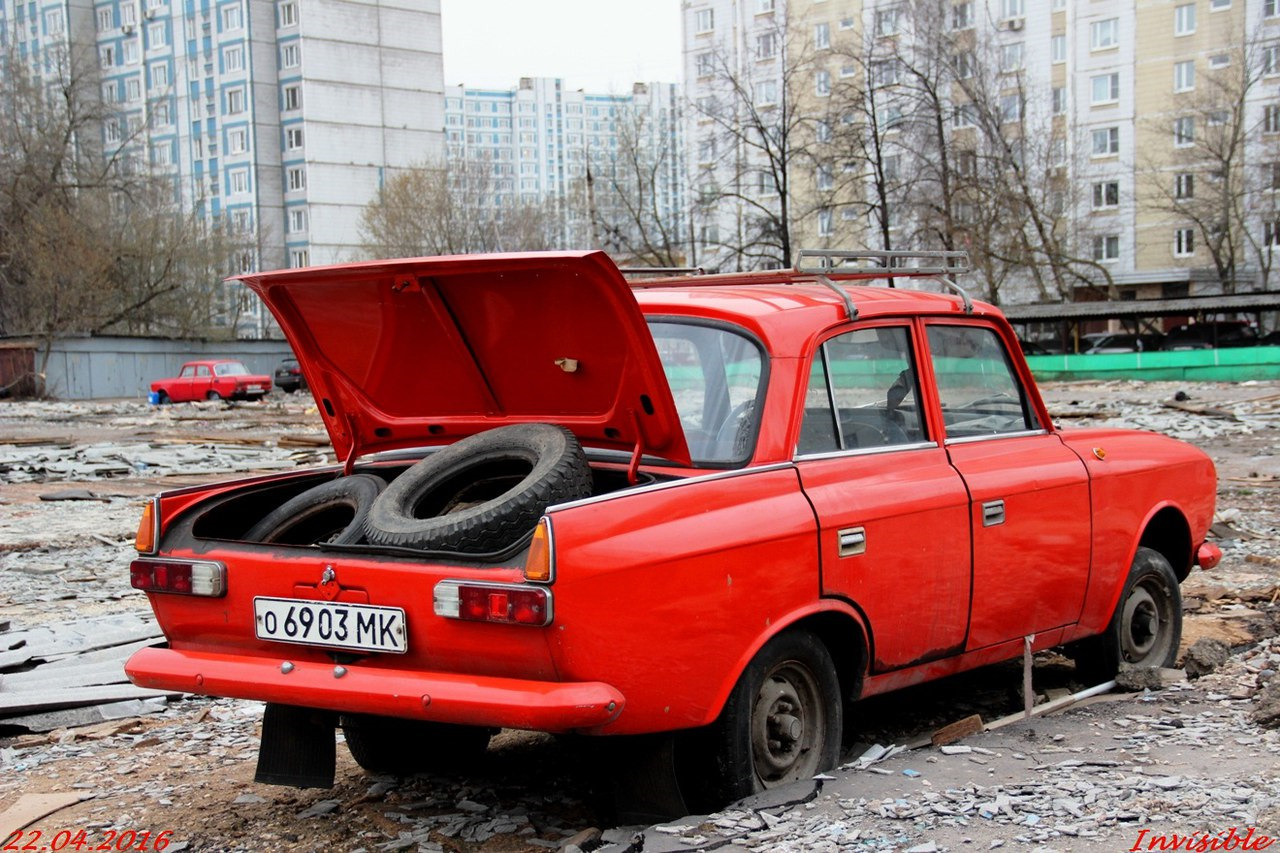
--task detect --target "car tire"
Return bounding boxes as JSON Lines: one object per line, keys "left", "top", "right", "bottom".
{"left": 1071, "top": 547, "right": 1182, "bottom": 683}
{"left": 362, "top": 424, "right": 592, "bottom": 553}
{"left": 244, "top": 474, "right": 385, "bottom": 546}
{"left": 206, "top": 390, "right": 222, "bottom": 401}
{"left": 156, "top": 391, "right": 170, "bottom": 405}
{"left": 687, "top": 631, "right": 842, "bottom": 810}
{"left": 341, "top": 714, "right": 493, "bottom": 775}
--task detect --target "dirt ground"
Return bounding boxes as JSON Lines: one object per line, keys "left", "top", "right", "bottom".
{"left": 0, "top": 381, "right": 1277, "bottom": 852}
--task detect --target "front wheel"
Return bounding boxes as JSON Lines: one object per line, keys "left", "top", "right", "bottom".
{"left": 1071, "top": 547, "right": 1182, "bottom": 683}
{"left": 206, "top": 390, "right": 222, "bottom": 401}
{"left": 690, "top": 631, "right": 842, "bottom": 809}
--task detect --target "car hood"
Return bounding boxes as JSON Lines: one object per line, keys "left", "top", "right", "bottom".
{"left": 236, "top": 251, "right": 691, "bottom": 466}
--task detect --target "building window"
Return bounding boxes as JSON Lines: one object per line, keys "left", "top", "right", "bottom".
{"left": 1267, "top": 0, "right": 1280, "bottom": 16}
{"left": 98, "top": 8, "right": 114, "bottom": 30}
{"left": 755, "top": 32, "right": 776, "bottom": 59}
{"left": 151, "top": 63, "right": 169, "bottom": 88}
{"left": 695, "top": 8, "right": 713, "bottom": 32}
{"left": 222, "top": 4, "right": 242, "bottom": 31}
{"left": 695, "top": 51, "right": 713, "bottom": 77}
{"left": 1090, "top": 18, "right": 1118, "bottom": 50}
{"left": 283, "top": 84, "right": 301, "bottom": 111}
{"left": 227, "top": 88, "right": 245, "bottom": 114}
{"left": 1265, "top": 105, "right": 1280, "bottom": 134}
{"left": 818, "top": 208, "right": 833, "bottom": 236}
{"left": 152, "top": 142, "right": 172, "bottom": 165}
{"left": 147, "top": 22, "right": 165, "bottom": 48}
{"left": 1174, "top": 228, "right": 1195, "bottom": 257}
{"left": 124, "top": 41, "right": 138, "bottom": 64}
{"left": 1091, "top": 73, "right": 1119, "bottom": 105}
{"left": 1266, "top": 222, "right": 1280, "bottom": 246}
{"left": 1175, "top": 173, "right": 1194, "bottom": 199}
{"left": 100, "top": 45, "right": 116, "bottom": 68}
{"left": 1001, "top": 43, "right": 1024, "bottom": 72}
{"left": 1174, "top": 3, "right": 1195, "bottom": 35}
{"left": 153, "top": 101, "right": 171, "bottom": 126}
{"left": 1174, "top": 116, "right": 1195, "bottom": 145}
{"left": 1092, "top": 126, "right": 1120, "bottom": 156}
{"left": 288, "top": 207, "right": 307, "bottom": 233}
{"left": 817, "top": 164, "right": 834, "bottom": 191}
{"left": 875, "top": 8, "right": 899, "bottom": 36}
{"left": 1264, "top": 45, "right": 1280, "bottom": 76}
{"left": 281, "top": 43, "right": 299, "bottom": 68}
{"left": 126, "top": 77, "right": 141, "bottom": 101}
{"left": 286, "top": 127, "right": 303, "bottom": 149}
{"left": 952, "top": 103, "right": 976, "bottom": 128}
{"left": 102, "top": 82, "right": 119, "bottom": 104}
{"left": 814, "top": 23, "right": 830, "bottom": 49}
{"left": 223, "top": 45, "right": 243, "bottom": 72}
{"left": 1052, "top": 86, "right": 1067, "bottom": 115}
{"left": 290, "top": 250, "right": 309, "bottom": 268}
{"left": 45, "top": 8, "right": 64, "bottom": 34}
{"left": 815, "top": 71, "right": 831, "bottom": 96}
{"left": 1000, "top": 93, "right": 1023, "bottom": 123}
{"left": 1269, "top": 163, "right": 1280, "bottom": 190}
{"left": 279, "top": 1, "right": 298, "bottom": 26}
{"left": 1174, "top": 60, "right": 1195, "bottom": 92}
{"left": 1210, "top": 0, "right": 1230, "bottom": 9}
{"left": 1209, "top": 53, "right": 1230, "bottom": 69}
{"left": 952, "top": 2, "right": 973, "bottom": 30}
{"left": 228, "top": 127, "right": 247, "bottom": 153}
{"left": 230, "top": 169, "right": 248, "bottom": 194}
{"left": 756, "top": 0, "right": 773, "bottom": 12}
{"left": 105, "top": 120, "right": 121, "bottom": 143}
{"left": 1051, "top": 35, "right": 1066, "bottom": 64}
{"left": 287, "top": 166, "right": 305, "bottom": 190}
{"left": 954, "top": 50, "right": 974, "bottom": 79}
{"left": 755, "top": 79, "right": 777, "bottom": 105}
{"left": 1092, "top": 235, "right": 1120, "bottom": 262}
{"left": 872, "top": 60, "right": 900, "bottom": 86}
{"left": 1092, "top": 181, "right": 1119, "bottom": 209}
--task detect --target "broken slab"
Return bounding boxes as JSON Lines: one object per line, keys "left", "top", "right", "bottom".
{"left": 0, "top": 792, "right": 92, "bottom": 840}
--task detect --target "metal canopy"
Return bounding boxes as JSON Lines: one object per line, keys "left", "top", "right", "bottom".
{"left": 1003, "top": 291, "right": 1280, "bottom": 323}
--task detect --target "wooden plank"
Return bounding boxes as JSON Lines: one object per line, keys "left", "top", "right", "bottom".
{"left": 0, "top": 684, "right": 181, "bottom": 715}
{"left": 0, "top": 793, "right": 90, "bottom": 840}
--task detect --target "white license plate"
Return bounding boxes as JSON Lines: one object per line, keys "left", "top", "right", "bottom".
{"left": 247, "top": 384, "right": 263, "bottom": 391}
{"left": 253, "top": 597, "right": 407, "bottom": 654}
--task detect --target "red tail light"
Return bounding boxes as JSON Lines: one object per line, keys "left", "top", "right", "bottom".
{"left": 130, "top": 558, "right": 226, "bottom": 597}
{"left": 434, "top": 581, "right": 552, "bottom": 627}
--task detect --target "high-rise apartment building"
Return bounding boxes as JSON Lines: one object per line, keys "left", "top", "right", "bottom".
{"left": 3, "top": 0, "right": 443, "bottom": 334}
{"left": 683, "top": 0, "right": 1280, "bottom": 303}
{"left": 444, "top": 77, "right": 687, "bottom": 261}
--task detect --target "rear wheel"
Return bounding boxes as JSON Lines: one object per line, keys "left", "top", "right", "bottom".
{"left": 341, "top": 714, "right": 493, "bottom": 775}
{"left": 687, "top": 631, "right": 842, "bottom": 810}
{"left": 1071, "top": 547, "right": 1181, "bottom": 683}
{"left": 206, "top": 390, "right": 222, "bottom": 401}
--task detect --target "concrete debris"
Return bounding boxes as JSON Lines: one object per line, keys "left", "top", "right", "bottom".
{"left": 1114, "top": 667, "right": 1186, "bottom": 691}
{"left": 1184, "top": 637, "right": 1231, "bottom": 679}
{"left": 0, "top": 440, "right": 327, "bottom": 483}
{"left": 1252, "top": 679, "right": 1280, "bottom": 729}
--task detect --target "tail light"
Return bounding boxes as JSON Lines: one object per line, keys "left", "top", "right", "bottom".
{"left": 134, "top": 498, "right": 159, "bottom": 554}
{"left": 434, "top": 580, "right": 552, "bottom": 627}
{"left": 523, "top": 516, "right": 555, "bottom": 582}
{"left": 130, "top": 558, "right": 226, "bottom": 597}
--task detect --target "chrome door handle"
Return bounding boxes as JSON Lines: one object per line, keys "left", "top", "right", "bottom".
{"left": 982, "top": 500, "right": 1006, "bottom": 527}
{"left": 838, "top": 527, "right": 866, "bottom": 556}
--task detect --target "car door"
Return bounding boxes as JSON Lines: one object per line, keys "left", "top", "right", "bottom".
{"left": 796, "top": 322, "right": 972, "bottom": 671}
{"left": 191, "top": 364, "right": 213, "bottom": 400}
{"left": 923, "top": 322, "right": 1091, "bottom": 650}
{"left": 172, "top": 364, "right": 196, "bottom": 402}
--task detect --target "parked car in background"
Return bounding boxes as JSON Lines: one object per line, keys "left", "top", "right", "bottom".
{"left": 274, "top": 358, "right": 307, "bottom": 393}
{"left": 1257, "top": 330, "right": 1280, "bottom": 346}
{"left": 1018, "top": 338, "right": 1054, "bottom": 355}
{"left": 1080, "top": 332, "right": 1163, "bottom": 354}
{"left": 150, "top": 360, "right": 272, "bottom": 403}
{"left": 126, "top": 251, "right": 1220, "bottom": 817}
{"left": 1162, "top": 321, "right": 1258, "bottom": 350}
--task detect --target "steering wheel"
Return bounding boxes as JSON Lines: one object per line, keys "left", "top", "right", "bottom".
{"left": 713, "top": 400, "right": 756, "bottom": 457}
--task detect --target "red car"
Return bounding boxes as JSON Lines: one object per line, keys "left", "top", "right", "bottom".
{"left": 126, "top": 251, "right": 1219, "bottom": 816}
{"left": 150, "top": 359, "right": 272, "bottom": 403}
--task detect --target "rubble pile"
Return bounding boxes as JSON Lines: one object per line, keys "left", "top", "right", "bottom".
{"left": 0, "top": 441, "right": 326, "bottom": 483}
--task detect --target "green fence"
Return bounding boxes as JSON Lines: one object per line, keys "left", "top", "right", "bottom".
{"left": 1025, "top": 346, "right": 1280, "bottom": 382}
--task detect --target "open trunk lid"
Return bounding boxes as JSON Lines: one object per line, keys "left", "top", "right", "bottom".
{"left": 236, "top": 251, "right": 691, "bottom": 466}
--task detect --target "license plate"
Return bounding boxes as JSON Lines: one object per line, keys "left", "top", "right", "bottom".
{"left": 253, "top": 597, "right": 407, "bottom": 654}
{"left": 247, "top": 384, "right": 263, "bottom": 391}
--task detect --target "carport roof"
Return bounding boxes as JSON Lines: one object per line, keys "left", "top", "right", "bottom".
{"left": 1002, "top": 291, "right": 1280, "bottom": 323}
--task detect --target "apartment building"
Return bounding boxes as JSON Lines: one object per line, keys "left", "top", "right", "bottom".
{"left": 444, "top": 77, "right": 687, "bottom": 260}
{"left": 3, "top": 0, "right": 443, "bottom": 335}
{"left": 683, "top": 0, "right": 1280, "bottom": 301}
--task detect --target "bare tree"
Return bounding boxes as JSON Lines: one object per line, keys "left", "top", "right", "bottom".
{"left": 1, "top": 42, "right": 250, "bottom": 388}
{"left": 359, "top": 158, "right": 563, "bottom": 258}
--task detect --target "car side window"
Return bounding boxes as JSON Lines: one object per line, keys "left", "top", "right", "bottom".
{"left": 196, "top": 365, "right": 211, "bottom": 377}
{"left": 798, "top": 326, "right": 926, "bottom": 454}
{"left": 927, "top": 324, "right": 1041, "bottom": 438}
{"left": 179, "top": 366, "right": 195, "bottom": 378}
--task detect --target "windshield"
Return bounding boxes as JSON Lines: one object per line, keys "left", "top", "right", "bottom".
{"left": 214, "top": 362, "right": 250, "bottom": 377}
{"left": 648, "top": 321, "right": 765, "bottom": 465}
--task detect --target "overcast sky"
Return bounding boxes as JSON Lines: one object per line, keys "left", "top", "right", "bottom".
{"left": 440, "top": 0, "right": 685, "bottom": 93}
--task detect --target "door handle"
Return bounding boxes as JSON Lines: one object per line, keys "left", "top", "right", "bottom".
{"left": 838, "top": 527, "right": 866, "bottom": 556}
{"left": 982, "top": 500, "right": 1006, "bottom": 527}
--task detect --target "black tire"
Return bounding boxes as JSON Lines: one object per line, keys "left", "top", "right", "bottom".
{"left": 206, "top": 390, "right": 222, "bottom": 401}
{"left": 1071, "top": 547, "right": 1182, "bottom": 683}
{"left": 690, "top": 631, "right": 842, "bottom": 808}
{"left": 363, "top": 424, "right": 592, "bottom": 553}
{"left": 341, "top": 714, "right": 492, "bottom": 775}
{"left": 244, "top": 474, "right": 385, "bottom": 546}
{"left": 156, "top": 391, "right": 170, "bottom": 405}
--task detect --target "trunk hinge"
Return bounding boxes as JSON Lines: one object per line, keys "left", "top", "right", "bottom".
{"left": 627, "top": 410, "right": 644, "bottom": 485}
{"left": 342, "top": 412, "right": 359, "bottom": 476}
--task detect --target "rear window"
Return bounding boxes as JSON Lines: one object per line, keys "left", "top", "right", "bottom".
{"left": 648, "top": 321, "right": 765, "bottom": 466}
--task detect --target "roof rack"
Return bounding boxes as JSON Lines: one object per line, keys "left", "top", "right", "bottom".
{"left": 618, "top": 266, "right": 706, "bottom": 278}
{"left": 795, "top": 249, "right": 974, "bottom": 317}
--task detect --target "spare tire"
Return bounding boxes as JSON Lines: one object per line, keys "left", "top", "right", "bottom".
{"left": 245, "top": 474, "right": 386, "bottom": 546}
{"left": 363, "top": 424, "right": 592, "bottom": 553}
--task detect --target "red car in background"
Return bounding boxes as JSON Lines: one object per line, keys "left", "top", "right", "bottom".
{"left": 150, "top": 359, "right": 272, "bottom": 403}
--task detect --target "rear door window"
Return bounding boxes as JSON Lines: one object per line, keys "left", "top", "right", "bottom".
{"left": 926, "top": 324, "right": 1041, "bottom": 439}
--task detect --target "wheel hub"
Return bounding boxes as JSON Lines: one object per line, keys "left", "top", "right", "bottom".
{"left": 1122, "top": 584, "right": 1165, "bottom": 662}
{"left": 751, "top": 663, "right": 823, "bottom": 785}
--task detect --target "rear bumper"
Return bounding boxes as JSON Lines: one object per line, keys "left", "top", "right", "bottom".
{"left": 126, "top": 647, "right": 625, "bottom": 732}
